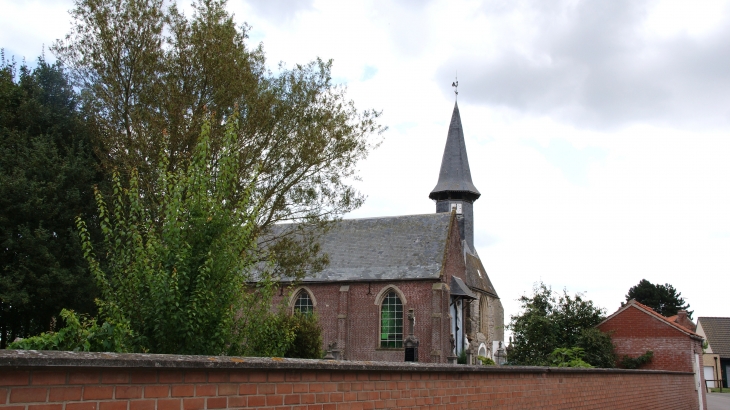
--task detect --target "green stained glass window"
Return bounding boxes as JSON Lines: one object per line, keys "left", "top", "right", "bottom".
{"left": 294, "top": 290, "right": 313, "bottom": 314}
{"left": 380, "top": 291, "right": 403, "bottom": 348}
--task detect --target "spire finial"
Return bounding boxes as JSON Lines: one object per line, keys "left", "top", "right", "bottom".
{"left": 451, "top": 72, "right": 458, "bottom": 99}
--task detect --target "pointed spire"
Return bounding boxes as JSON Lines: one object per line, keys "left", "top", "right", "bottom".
{"left": 429, "top": 102, "right": 480, "bottom": 200}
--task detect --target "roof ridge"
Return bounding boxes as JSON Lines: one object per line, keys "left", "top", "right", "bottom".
{"left": 273, "top": 212, "right": 451, "bottom": 226}
{"left": 628, "top": 300, "right": 700, "bottom": 337}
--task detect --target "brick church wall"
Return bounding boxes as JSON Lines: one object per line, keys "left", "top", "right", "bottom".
{"left": 273, "top": 280, "right": 440, "bottom": 363}
{"left": 272, "top": 212, "right": 469, "bottom": 364}
{"left": 0, "top": 351, "right": 701, "bottom": 410}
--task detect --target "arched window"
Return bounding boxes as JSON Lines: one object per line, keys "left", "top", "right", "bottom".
{"left": 294, "top": 290, "right": 313, "bottom": 314}
{"left": 380, "top": 291, "right": 403, "bottom": 348}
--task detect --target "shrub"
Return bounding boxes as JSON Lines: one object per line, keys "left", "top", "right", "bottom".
{"left": 619, "top": 351, "right": 653, "bottom": 369}
{"left": 8, "top": 309, "right": 133, "bottom": 352}
{"left": 477, "top": 355, "right": 495, "bottom": 365}
{"left": 285, "top": 312, "right": 323, "bottom": 359}
{"left": 457, "top": 350, "right": 468, "bottom": 364}
{"left": 548, "top": 347, "right": 594, "bottom": 368}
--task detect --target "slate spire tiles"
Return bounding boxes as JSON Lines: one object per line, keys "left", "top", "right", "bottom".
{"left": 429, "top": 102, "right": 481, "bottom": 200}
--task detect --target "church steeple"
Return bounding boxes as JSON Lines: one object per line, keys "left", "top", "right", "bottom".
{"left": 430, "top": 102, "right": 480, "bottom": 251}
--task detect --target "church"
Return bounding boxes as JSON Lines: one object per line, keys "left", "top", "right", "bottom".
{"left": 273, "top": 102, "right": 504, "bottom": 363}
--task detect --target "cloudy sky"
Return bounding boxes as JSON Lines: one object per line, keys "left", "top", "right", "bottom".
{"left": 3, "top": 0, "right": 729, "bottom": 334}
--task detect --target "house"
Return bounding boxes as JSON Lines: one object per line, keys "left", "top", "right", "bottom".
{"left": 270, "top": 102, "right": 504, "bottom": 363}
{"left": 697, "top": 317, "right": 730, "bottom": 389}
{"left": 597, "top": 299, "right": 706, "bottom": 407}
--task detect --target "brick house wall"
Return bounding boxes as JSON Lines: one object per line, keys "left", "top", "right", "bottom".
{"left": 0, "top": 351, "right": 701, "bottom": 410}
{"left": 597, "top": 301, "right": 707, "bottom": 409}
{"left": 272, "top": 214, "right": 468, "bottom": 364}
{"left": 598, "top": 305, "right": 701, "bottom": 372}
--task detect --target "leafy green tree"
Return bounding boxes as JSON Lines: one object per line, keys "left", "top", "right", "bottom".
{"left": 53, "top": 0, "right": 384, "bottom": 278}
{"left": 74, "top": 116, "right": 276, "bottom": 355}
{"left": 626, "top": 279, "right": 692, "bottom": 318}
{"left": 508, "top": 283, "right": 616, "bottom": 367}
{"left": 0, "top": 54, "right": 102, "bottom": 348}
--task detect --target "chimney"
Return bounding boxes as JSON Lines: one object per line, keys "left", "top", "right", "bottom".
{"left": 675, "top": 310, "right": 696, "bottom": 332}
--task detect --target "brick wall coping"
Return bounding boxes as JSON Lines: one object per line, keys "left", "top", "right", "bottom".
{"left": 0, "top": 350, "right": 693, "bottom": 376}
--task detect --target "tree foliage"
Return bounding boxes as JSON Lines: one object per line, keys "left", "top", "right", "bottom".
{"left": 284, "top": 312, "right": 323, "bottom": 359}
{"left": 5, "top": 0, "right": 377, "bottom": 354}
{"left": 75, "top": 116, "right": 271, "bottom": 355}
{"left": 477, "top": 356, "right": 495, "bottom": 365}
{"left": 238, "top": 304, "right": 323, "bottom": 359}
{"left": 548, "top": 347, "right": 593, "bottom": 368}
{"left": 53, "top": 0, "right": 384, "bottom": 277}
{"left": 626, "top": 279, "right": 692, "bottom": 318}
{"left": 7, "top": 309, "right": 132, "bottom": 352}
{"left": 508, "top": 283, "right": 615, "bottom": 367}
{"left": 0, "top": 54, "right": 102, "bottom": 348}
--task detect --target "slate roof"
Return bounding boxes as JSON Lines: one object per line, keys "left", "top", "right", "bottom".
{"left": 275, "top": 213, "right": 453, "bottom": 282}
{"left": 464, "top": 253, "right": 499, "bottom": 298}
{"left": 429, "top": 102, "right": 481, "bottom": 199}
{"left": 450, "top": 276, "right": 477, "bottom": 299}
{"left": 698, "top": 317, "right": 730, "bottom": 358}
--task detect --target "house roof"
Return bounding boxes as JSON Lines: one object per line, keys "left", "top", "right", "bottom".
{"left": 429, "top": 102, "right": 480, "bottom": 200}
{"left": 599, "top": 299, "right": 701, "bottom": 339}
{"left": 698, "top": 317, "right": 730, "bottom": 358}
{"left": 273, "top": 213, "right": 453, "bottom": 282}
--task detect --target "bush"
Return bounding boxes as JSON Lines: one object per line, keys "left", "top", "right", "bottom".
{"left": 235, "top": 298, "right": 323, "bottom": 359}
{"left": 7, "top": 309, "right": 133, "bottom": 352}
{"left": 237, "top": 308, "right": 296, "bottom": 358}
{"left": 619, "top": 351, "right": 653, "bottom": 369}
{"left": 285, "top": 312, "right": 323, "bottom": 359}
{"left": 508, "top": 282, "right": 615, "bottom": 367}
{"left": 457, "top": 350, "right": 468, "bottom": 364}
{"left": 477, "top": 355, "right": 495, "bottom": 365}
{"left": 577, "top": 328, "right": 616, "bottom": 368}
{"left": 548, "top": 347, "right": 594, "bottom": 368}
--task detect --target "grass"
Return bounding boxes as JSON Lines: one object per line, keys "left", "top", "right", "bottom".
{"left": 709, "top": 387, "right": 730, "bottom": 393}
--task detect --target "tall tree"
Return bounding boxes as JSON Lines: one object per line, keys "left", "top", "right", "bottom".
{"left": 625, "top": 279, "right": 692, "bottom": 318}
{"left": 0, "top": 54, "right": 102, "bottom": 347}
{"left": 53, "top": 0, "right": 384, "bottom": 277}
{"left": 508, "top": 283, "right": 615, "bottom": 368}
{"left": 73, "top": 117, "right": 269, "bottom": 354}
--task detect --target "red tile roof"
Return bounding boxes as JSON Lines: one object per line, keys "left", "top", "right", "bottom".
{"left": 601, "top": 299, "right": 701, "bottom": 338}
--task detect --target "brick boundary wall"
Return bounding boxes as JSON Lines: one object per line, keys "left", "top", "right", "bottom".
{"left": 0, "top": 351, "right": 700, "bottom": 410}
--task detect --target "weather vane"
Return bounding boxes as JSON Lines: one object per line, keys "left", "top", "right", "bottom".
{"left": 451, "top": 72, "right": 458, "bottom": 99}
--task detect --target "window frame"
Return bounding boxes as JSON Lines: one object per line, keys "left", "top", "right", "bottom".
{"left": 288, "top": 286, "right": 317, "bottom": 314}
{"left": 375, "top": 286, "right": 407, "bottom": 349}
